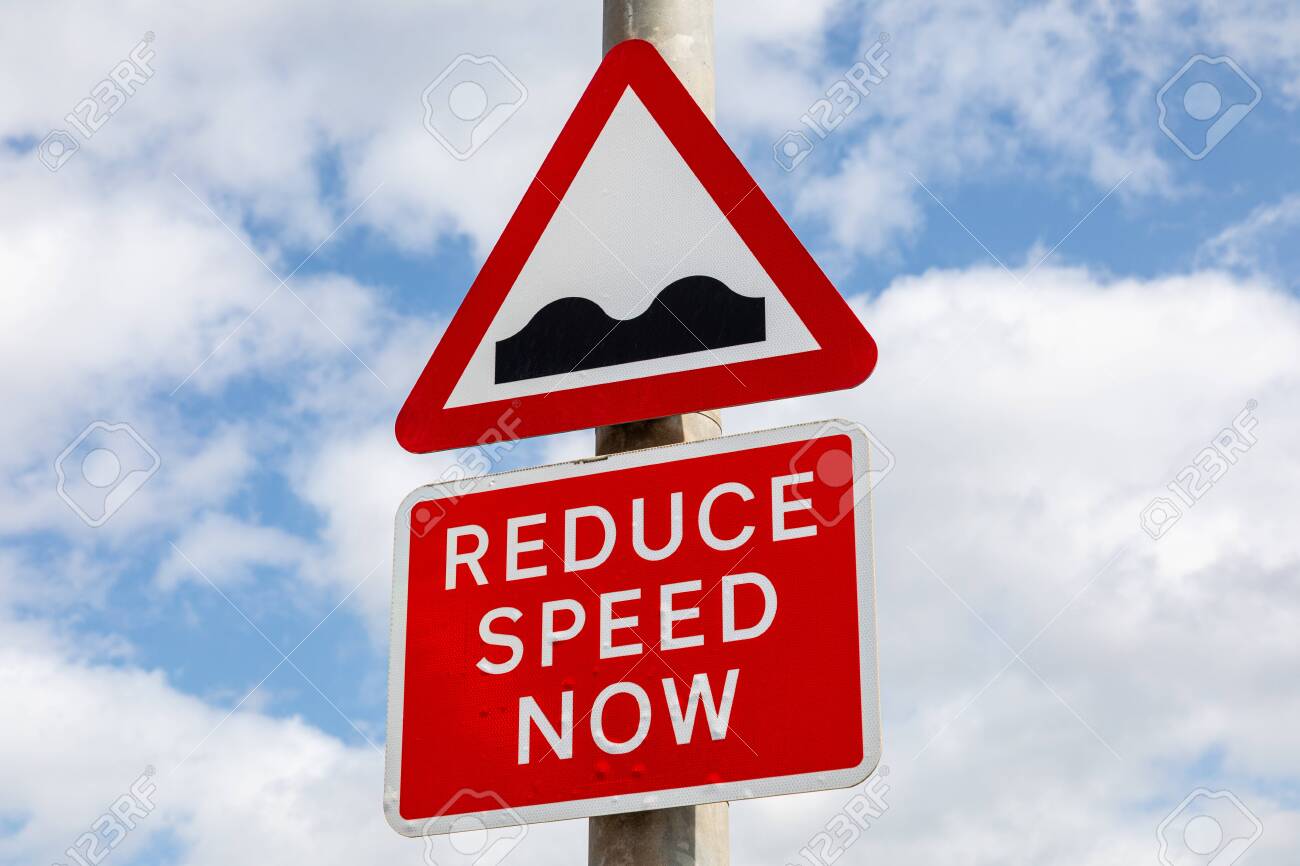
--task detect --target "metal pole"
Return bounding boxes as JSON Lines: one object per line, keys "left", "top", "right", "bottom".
{"left": 594, "top": 0, "right": 722, "bottom": 458}
{"left": 590, "top": 3, "right": 728, "bottom": 865}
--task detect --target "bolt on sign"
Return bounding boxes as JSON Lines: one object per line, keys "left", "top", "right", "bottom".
{"left": 384, "top": 422, "right": 881, "bottom": 834}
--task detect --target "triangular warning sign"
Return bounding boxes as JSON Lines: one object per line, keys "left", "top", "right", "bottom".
{"left": 397, "top": 39, "right": 877, "bottom": 453}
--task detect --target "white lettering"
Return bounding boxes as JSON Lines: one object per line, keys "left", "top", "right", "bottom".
{"left": 600, "top": 588, "right": 642, "bottom": 659}
{"left": 660, "top": 580, "right": 703, "bottom": 650}
{"left": 662, "top": 669, "right": 739, "bottom": 743}
{"left": 590, "top": 682, "right": 651, "bottom": 754}
{"left": 772, "top": 473, "right": 817, "bottom": 541}
{"left": 518, "top": 692, "right": 573, "bottom": 763}
{"left": 633, "top": 492, "right": 683, "bottom": 561}
{"left": 723, "top": 572, "right": 777, "bottom": 642}
{"left": 699, "top": 482, "right": 755, "bottom": 551}
{"left": 445, "top": 525, "right": 488, "bottom": 589}
{"left": 541, "top": 599, "right": 586, "bottom": 667}
{"left": 477, "top": 607, "right": 523, "bottom": 674}
{"left": 565, "top": 505, "right": 616, "bottom": 571}
{"left": 506, "top": 513, "right": 547, "bottom": 581}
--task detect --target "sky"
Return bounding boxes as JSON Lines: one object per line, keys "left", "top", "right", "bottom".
{"left": 2, "top": 1, "right": 1299, "bottom": 865}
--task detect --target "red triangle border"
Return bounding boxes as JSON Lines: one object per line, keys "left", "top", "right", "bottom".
{"left": 397, "top": 39, "right": 877, "bottom": 453}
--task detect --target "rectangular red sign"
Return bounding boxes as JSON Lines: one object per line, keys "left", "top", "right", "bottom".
{"left": 385, "top": 421, "right": 881, "bottom": 834}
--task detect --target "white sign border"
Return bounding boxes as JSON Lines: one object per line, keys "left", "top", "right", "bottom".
{"left": 384, "top": 420, "right": 882, "bottom": 836}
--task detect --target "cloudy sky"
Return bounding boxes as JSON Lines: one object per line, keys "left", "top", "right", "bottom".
{"left": 3, "top": 1, "right": 1299, "bottom": 865}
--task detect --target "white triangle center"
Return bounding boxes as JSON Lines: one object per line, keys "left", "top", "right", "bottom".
{"left": 445, "top": 88, "right": 820, "bottom": 409}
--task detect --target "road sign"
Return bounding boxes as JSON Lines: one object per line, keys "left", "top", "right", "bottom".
{"left": 396, "top": 40, "right": 878, "bottom": 453}
{"left": 385, "top": 420, "right": 881, "bottom": 834}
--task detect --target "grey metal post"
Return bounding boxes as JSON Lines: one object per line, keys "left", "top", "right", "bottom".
{"left": 594, "top": 0, "right": 722, "bottom": 457}
{"left": 590, "top": 2, "right": 729, "bottom": 865}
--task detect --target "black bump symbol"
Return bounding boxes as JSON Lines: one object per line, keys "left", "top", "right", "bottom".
{"left": 494, "top": 275, "right": 765, "bottom": 384}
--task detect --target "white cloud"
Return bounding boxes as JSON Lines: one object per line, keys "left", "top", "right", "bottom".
{"left": 772, "top": 0, "right": 1174, "bottom": 256}
{"left": 793, "top": 138, "right": 924, "bottom": 258}
{"left": 1181, "top": 0, "right": 1300, "bottom": 103}
{"left": 2, "top": 421, "right": 256, "bottom": 539}
{"left": 0, "top": 628, "right": 582, "bottom": 866}
{"left": 6, "top": 0, "right": 1296, "bottom": 268}
{"left": 764, "top": 0, "right": 1300, "bottom": 258}
{"left": 2, "top": 0, "right": 600, "bottom": 251}
{"left": 286, "top": 424, "right": 446, "bottom": 633}
{"left": 0, "top": 164, "right": 416, "bottom": 548}
{"left": 1200, "top": 192, "right": 1300, "bottom": 279}
{"left": 157, "top": 512, "right": 314, "bottom": 590}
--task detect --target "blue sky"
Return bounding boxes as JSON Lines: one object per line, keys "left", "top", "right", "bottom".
{"left": 3, "top": 2, "right": 1300, "bottom": 865}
